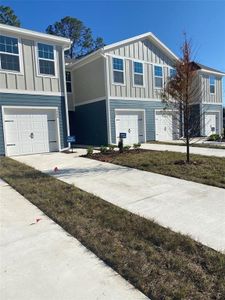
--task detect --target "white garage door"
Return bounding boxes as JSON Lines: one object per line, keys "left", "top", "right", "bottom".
{"left": 205, "top": 113, "right": 216, "bottom": 136}
{"left": 115, "top": 111, "right": 145, "bottom": 145}
{"left": 155, "top": 111, "right": 174, "bottom": 141}
{"left": 3, "top": 108, "right": 59, "bottom": 156}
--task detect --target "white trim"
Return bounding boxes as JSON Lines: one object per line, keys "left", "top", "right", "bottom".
{"left": 0, "top": 34, "right": 24, "bottom": 75}
{"left": 111, "top": 56, "right": 126, "bottom": 86}
{"left": 61, "top": 47, "right": 71, "bottom": 147}
{"left": 34, "top": 41, "right": 58, "bottom": 78}
{"left": 204, "top": 109, "right": 222, "bottom": 135}
{"left": 202, "top": 102, "right": 223, "bottom": 105}
{"left": 200, "top": 69, "right": 225, "bottom": 76}
{"left": 75, "top": 97, "right": 106, "bottom": 107}
{"left": 106, "top": 53, "right": 174, "bottom": 68}
{"left": 103, "top": 32, "right": 178, "bottom": 61}
{"left": 103, "top": 54, "right": 112, "bottom": 144}
{"left": 153, "top": 64, "right": 164, "bottom": 89}
{"left": 132, "top": 60, "right": 145, "bottom": 88}
{"left": 110, "top": 96, "right": 162, "bottom": 102}
{"left": 0, "top": 24, "right": 71, "bottom": 47}
{"left": 0, "top": 88, "right": 64, "bottom": 96}
{"left": 114, "top": 109, "right": 147, "bottom": 143}
{"left": 2, "top": 106, "right": 61, "bottom": 156}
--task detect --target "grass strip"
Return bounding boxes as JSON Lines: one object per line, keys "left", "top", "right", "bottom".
{"left": 148, "top": 141, "right": 225, "bottom": 149}
{"left": 88, "top": 150, "right": 225, "bottom": 189}
{"left": 0, "top": 157, "right": 225, "bottom": 300}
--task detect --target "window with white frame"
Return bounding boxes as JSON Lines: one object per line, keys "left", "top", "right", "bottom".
{"left": 209, "top": 76, "right": 215, "bottom": 94}
{"left": 170, "top": 68, "right": 176, "bottom": 78}
{"left": 37, "top": 43, "right": 55, "bottom": 76}
{"left": 154, "top": 65, "right": 163, "bottom": 88}
{"left": 133, "top": 61, "right": 144, "bottom": 86}
{"left": 0, "top": 35, "right": 20, "bottom": 72}
{"left": 66, "top": 71, "right": 72, "bottom": 93}
{"left": 112, "top": 57, "right": 124, "bottom": 84}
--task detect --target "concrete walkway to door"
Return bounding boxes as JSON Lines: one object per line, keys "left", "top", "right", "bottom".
{"left": 15, "top": 152, "right": 225, "bottom": 253}
{"left": 141, "top": 143, "right": 225, "bottom": 157}
{"left": 0, "top": 179, "right": 147, "bottom": 300}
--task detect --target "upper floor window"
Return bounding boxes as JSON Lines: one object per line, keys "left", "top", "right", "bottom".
{"left": 133, "top": 61, "right": 144, "bottom": 86}
{"left": 154, "top": 65, "right": 163, "bottom": 88}
{"left": 66, "top": 71, "right": 72, "bottom": 93}
{"left": 37, "top": 43, "right": 55, "bottom": 76}
{"left": 0, "top": 35, "right": 20, "bottom": 72}
{"left": 112, "top": 57, "right": 124, "bottom": 84}
{"left": 209, "top": 76, "right": 215, "bottom": 94}
{"left": 170, "top": 68, "right": 176, "bottom": 78}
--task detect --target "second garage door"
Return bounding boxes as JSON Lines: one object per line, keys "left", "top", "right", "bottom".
{"left": 3, "top": 107, "right": 59, "bottom": 156}
{"left": 115, "top": 110, "right": 145, "bottom": 145}
{"left": 155, "top": 111, "right": 179, "bottom": 141}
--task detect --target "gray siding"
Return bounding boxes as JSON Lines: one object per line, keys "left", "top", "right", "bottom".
{"left": 200, "top": 74, "right": 223, "bottom": 104}
{"left": 110, "top": 99, "right": 167, "bottom": 143}
{"left": 0, "top": 93, "right": 68, "bottom": 155}
{"left": 106, "top": 38, "right": 175, "bottom": 99}
{"left": 0, "top": 30, "right": 64, "bottom": 94}
{"left": 70, "top": 57, "right": 106, "bottom": 106}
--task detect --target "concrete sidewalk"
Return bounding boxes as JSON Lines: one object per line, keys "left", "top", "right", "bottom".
{"left": 141, "top": 143, "right": 225, "bottom": 157}
{"left": 15, "top": 152, "right": 225, "bottom": 252}
{"left": 0, "top": 179, "right": 147, "bottom": 300}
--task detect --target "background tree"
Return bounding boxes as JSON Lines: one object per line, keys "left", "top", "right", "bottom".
{"left": 162, "top": 35, "right": 204, "bottom": 163}
{"left": 46, "top": 16, "right": 104, "bottom": 58}
{"left": 0, "top": 5, "right": 20, "bottom": 27}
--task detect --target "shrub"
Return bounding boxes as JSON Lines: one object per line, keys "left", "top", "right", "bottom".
{"left": 208, "top": 134, "right": 220, "bottom": 141}
{"left": 86, "top": 146, "right": 94, "bottom": 156}
{"left": 123, "top": 145, "right": 131, "bottom": 151}
{"left": 100, "top": 146, "right": 108, "bottom": 154}
{"left": 108, "top": 144, "right": 117, "bottom": 152}
{"left": 133, "top": 143, "right": 141, "bottom": 149}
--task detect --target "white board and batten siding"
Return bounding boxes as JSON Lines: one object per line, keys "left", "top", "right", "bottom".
{"left": 106, "top": 38, "right": 175, "bottom": 100}
{"left": 201, "top": 74, "right": 223, "bottom": 104}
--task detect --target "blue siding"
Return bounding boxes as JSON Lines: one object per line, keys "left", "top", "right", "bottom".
{"left": 110, "top": 99, "right": 167, "bottom": 143}
{"left": 70, "top": 100, "right": 108, "bottom": 146}
{"left": 0, "top": 93, "right": 68, "bottom": 155}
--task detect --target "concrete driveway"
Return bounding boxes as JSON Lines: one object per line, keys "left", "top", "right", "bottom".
{"left": 15, "top": 152, "right": 225, "bottom": 252}
{"left": 141, "top": 143, "right": 225, "bottom": 157}
{"left": 0, "top": 179, "right": 147, "bottom": 300}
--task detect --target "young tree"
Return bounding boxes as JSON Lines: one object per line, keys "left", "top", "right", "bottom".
{"left": 0, "top": 5, "right": 20, "bottom": 27}
{"left": 46, "top": 16, "right": 104, "bottom": 58}
{"left": 162, "top": 36, "right": 203, "bottom": 163}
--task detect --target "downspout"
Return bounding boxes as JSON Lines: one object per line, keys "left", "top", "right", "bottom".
{"left": 103, "top": 53, "right": 112, "bottom": 145}
{"left": 60, "top": 43, "right": 72, "bottom": 151}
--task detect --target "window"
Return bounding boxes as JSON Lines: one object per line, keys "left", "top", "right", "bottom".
{"left": 133, "top": 61, "right": 144, "bottom": 86}
{"left": 170, "top": 68, "right": 176, "bottom": 78}
{"left": 0, "top": 35, "right": 20, "bottom": 72}
{"left": 37, "top": 43, "right": 55, "bottom": 76}
{"left": 66, "top": 71, "right": 72, "bottom": 93}
{"left": 154, "top": 66, "right": 163, "bottom": 88}
{"left": 210, "top": 76, "right": 215, "bottom": 94}
{"left": 113, "top": 57, "right": 124, "bottom": 84}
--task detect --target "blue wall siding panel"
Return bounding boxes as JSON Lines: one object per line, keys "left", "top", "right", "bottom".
{"left": 70, "top": 100, "right": 108, "bottom": 146}
{"left": 0, "top": 93, "right": 68, "bottom": 155}
{"left": 110, "top": 99, "right": 167, "bottom": 143}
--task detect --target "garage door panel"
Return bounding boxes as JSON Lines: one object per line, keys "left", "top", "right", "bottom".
{"left": 155, "top": 112, "right": 173, "bottom": 141}
{"left": 205, "top": 113, "right": 217, "bottom": 136}
{"left": 3, "top": 108, "right": 59, "bottom": 156}
{"left": 115, "top": 111, "right": 145, "bottom": 145}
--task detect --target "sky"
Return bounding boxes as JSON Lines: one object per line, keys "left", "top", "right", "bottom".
{"left": 2, "top": 0, "right": 225, "bottom": 104}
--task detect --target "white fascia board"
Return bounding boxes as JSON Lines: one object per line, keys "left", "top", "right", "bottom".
{"left": 199, "top": 69, "right": 225, "bottom": 77}
{"left": 70, "top": 50, "right": 104, "bottom": 70}
{"left": 0, "top": 24, "right": 71, "bottom": 48}
{"left": 103, "top": 32, "right": 179, "bottom": 62}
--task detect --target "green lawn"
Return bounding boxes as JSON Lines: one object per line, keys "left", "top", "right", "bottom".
{"left": 88, "top": 150, "right": 225, "bottom": 189}
{"left": 148, "top": 141, "right": 225, "bottom": 149}
{"left": 0, "top": 157, "right": 225, "bottom": 300}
